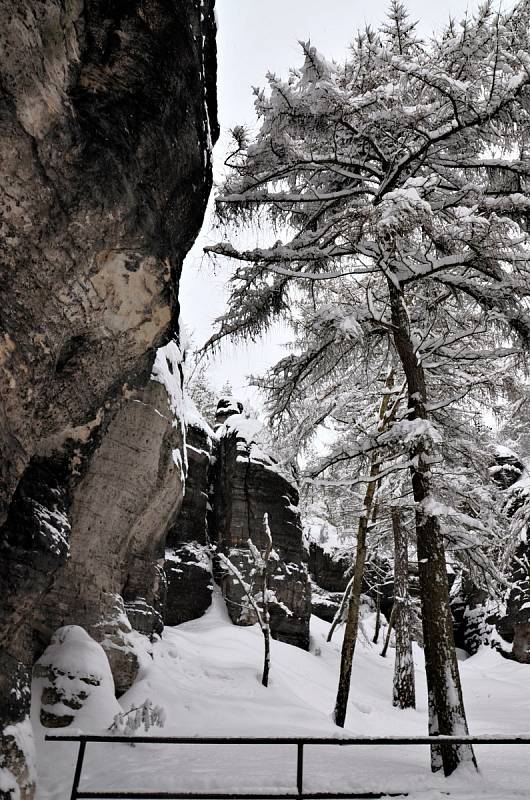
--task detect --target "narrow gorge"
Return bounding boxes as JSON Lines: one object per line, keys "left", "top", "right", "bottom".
{"left": 2, "top": 2, "right": 530, "bottom": 798}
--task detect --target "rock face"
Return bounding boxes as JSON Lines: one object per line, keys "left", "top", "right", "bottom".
{"left": 303, "top": 516, "right": 351, "bottom": 623}
{"left": 162, "top": 401, "right": 311, "bottom": 648}
{"left": 0, "top": 2, "right": 217, "bottom": 796}
{"left": 163, "top": 409, "right": 216, "bottom": 626}
{"left": 453, "top": 446, "right": 530, "bottom": 661}
{"left": 212, "top": 413, "right": 311, "bottom": 650}
{"left": 489, "top": 448, "right": 530, "bottom": 663}
{"left": 169, "top": 413, "right": 215, "bottom": 548}
{"left": 450, "top": 577, "right": 490, "bottom": 656}
{"left": 496, "top": 537, "right": 530, "bottom": 663}
{"left": 164, "top": 542, "right": 213, "bottom": 626}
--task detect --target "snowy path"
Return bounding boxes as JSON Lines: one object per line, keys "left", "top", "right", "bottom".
{"left": 34, "top": 592, "right": 530, "bottom": 799}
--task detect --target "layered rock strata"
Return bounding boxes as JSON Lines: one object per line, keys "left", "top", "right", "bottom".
{"left": 164, "top": 409, "right": 215, "bottom": 626}
{"left": 162, "top": 399, "right": 312, "bottom": 648}
{"left": 212, "top": 412, "right": 311, "bottom": 650}
{"left": 0, "top": 1, "right": 217, "bottom": 795}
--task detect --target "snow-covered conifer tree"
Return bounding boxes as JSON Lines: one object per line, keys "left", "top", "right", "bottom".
{"left": 206, "top": 1, "right": 530, "bottom": 775}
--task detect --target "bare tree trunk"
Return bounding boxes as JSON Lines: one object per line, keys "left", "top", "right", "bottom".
{"left": 333, "top": 372, "right": 395, "bottom": 728}
{"left": 373, "top": 589, "right": 382, "bottom": 644}
{"left": 327, "top": 576, "right": 353, "bottom": 643}
{"left": 333, "top": 508, "right": 370, "bottom": 727}
{"left": 261, "top": 559, "right": 271, "bottom": 686}
{"left": 388, "top": 281, "right": 476, "bottom": 775}
{"left": 380, "top": 602, "right": 396, "bottom": 658}
{"left": 391, "top": 508, "right": 415, "bottom": 709}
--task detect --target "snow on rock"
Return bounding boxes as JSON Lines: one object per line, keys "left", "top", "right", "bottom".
{"left": 164, "top": 543, "right": 213, "bottom": 626}
{"left": 33, "top": 626, "right": 120, "bottom": 731}
{"left": 221, "top": 413, "right": 263, "bottom": 444}
{"left": 151, "top": 342, "right": 185, "bottom": 420}
{"left": 0, "top": 716, "right": 36, "bottom": 800}
{"left": 36, "top": 593, "right": 530, "bottom": 800}
{"left": 303, "top": 513, "right": 353, "bottom": 557}
{"left": 489, "top": 446, "right": 525, "bottom": 491}
{"left": 303, "top": 513, "right": 352, "bottom": 616}
{"left": 183, "top": 393, "right": 217, "bottom": 441}
{"left": 151, "top": 341, "right": 188, "bottom": 478}
{"left": 0, "top": 768, "right": 18, "bottom": 798}
{"left": 213, "top": 414, "right": 311, "bottom": 649}
{"left": 218, "top": 413, "right": 291, "bottom": 481}
{"left": 214, "top": 395, "right": 244, "bottom": 425}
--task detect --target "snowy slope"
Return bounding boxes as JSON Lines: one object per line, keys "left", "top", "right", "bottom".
{"left": 35, "top": 591, "right": 530, "bottom": 800}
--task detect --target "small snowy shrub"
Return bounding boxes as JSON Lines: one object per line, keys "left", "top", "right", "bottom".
{"left": 109, "top": 699, "right": 166, "bottom": 735}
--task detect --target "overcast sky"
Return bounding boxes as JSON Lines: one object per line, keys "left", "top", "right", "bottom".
{"left": 179, "top": 0, "right": 484, "bottom": 401}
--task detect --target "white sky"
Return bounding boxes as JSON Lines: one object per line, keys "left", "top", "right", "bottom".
{"left": 180, "top": 0, "right": 481, "bottom": 401}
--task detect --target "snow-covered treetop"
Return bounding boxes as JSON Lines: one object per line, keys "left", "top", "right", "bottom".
{"left": 203, "top": 2, "right": 530, "bottom": 600}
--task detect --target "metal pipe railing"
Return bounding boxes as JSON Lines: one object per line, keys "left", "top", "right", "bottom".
{"left": 46, "top": 733, "right": 530, "bottom": 800}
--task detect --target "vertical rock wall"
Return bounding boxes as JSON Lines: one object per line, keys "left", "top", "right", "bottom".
{"left": 0, "top": 2, "right": 218, "bottom": 796}
{"left": 164, "top": 409, "right": 216, "bottom": 626}
{"left": 162, "top": 401, "right": 312, "bottom": 649}
{"left": 212, "top": 413, "right": 311, "bottom": 650}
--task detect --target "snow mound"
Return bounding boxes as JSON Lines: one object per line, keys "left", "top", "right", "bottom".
{"left": 33, "top": 626, "right": 120, "bottom": 734}
{"left": 35, "top": 600, "right": 530, "bottom": 799}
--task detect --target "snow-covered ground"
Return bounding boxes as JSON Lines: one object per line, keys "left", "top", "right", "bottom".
{"left": 35, "top": 592, "right": 530, "bottom": 800}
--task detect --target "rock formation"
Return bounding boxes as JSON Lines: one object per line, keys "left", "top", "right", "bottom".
{"left": 211, "top": 407, "right": 311, "bottom": 650}
{"left": 164, "top": 404, "right": 216, "bottom": 626}
{"left": 0, "top": 2, "right": 218, "bottom": 795}
{"left": 162, "top": 397, "right": 312, "bottom": 649}
{"left": 490, "top": 449, "right": 530, "bottom": 661}
{"left": 453, "top": 446, "right": 530, "bottom": 662}
{"left": 450, "top": 577, "right": 490, "bottom": 656}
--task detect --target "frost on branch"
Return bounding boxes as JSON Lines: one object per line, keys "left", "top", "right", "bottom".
{"left": 109, "top": 699, "right": 166, "bottom": 735}
{"left": 207, "top": 0, "right": 530, "bottom": 775}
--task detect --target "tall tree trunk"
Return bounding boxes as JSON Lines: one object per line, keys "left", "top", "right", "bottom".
{"left": 262, "top": 516, "right": 272, "bottom": 687}
{"left": 333, "top": 372, "right": 395, "bottom": 727}
{"left": 373, "top": 589, "right": 382, "bottom": 644}
{"left": 261, "top": 567, "right": 271, "bottom": 687}
{"left": 388, "top": 281, "right": 476, "bottom": 775}
{"left": 262, "top": 609, "right": 271, "bottom": 687}
{"left": 391, "top": 507, "right": 416, "bottom": 709}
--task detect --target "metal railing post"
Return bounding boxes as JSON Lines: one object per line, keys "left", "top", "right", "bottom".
{"left": 70, "top": 737, "right": 87, "bottom": 800}
{"left": 296, "top": 742, "right": 304, "bottom": 799}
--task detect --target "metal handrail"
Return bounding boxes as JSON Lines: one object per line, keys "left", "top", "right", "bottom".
{"left": 45, "top": 733, "right": 530, "bottom": 800}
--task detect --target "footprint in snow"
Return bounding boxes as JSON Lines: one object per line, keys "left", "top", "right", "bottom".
{"left": 352, "top": 701, "right": 372, "bottom": 714}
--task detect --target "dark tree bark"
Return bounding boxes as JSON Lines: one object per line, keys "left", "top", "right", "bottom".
{"left": 262, "top": 563, "right": 271, "bottom": 688}
{"left": 391, "top": 508, "right": 416, "bottom": 710}
{"left": 333, "top": 372, "right": 395, "bottom": 727}
{"left": 388, "top": 281, "right": 476, "bottom": 775}
{"left": 380, "top": 602, "right": 396, "bottom": 658}
{"left": 327, "top": 575, "right": 353, "bottom": 643}
{"left": 373, "top": 589, "right": 382, "bottom": 644}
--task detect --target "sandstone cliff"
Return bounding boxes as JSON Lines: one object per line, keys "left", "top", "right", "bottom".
{"left": 212, "top": 412, "right": 311, "bottom": 650}
{"left": 0, "top": 2, "right": 217, "bottom": 796}
{"left": 163, "top": 400, "right": 312, "bottom": 650}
